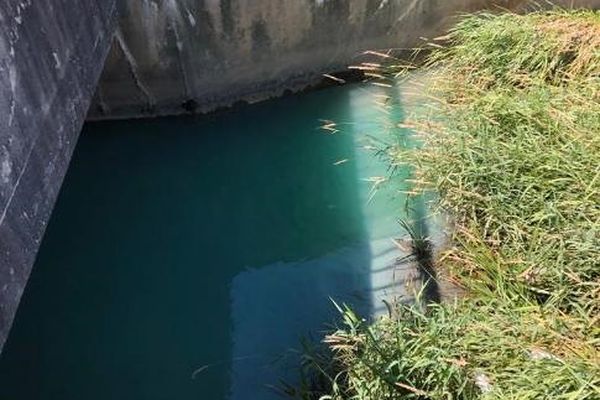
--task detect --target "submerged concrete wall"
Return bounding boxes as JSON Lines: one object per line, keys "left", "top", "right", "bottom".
{"left": 0, "top": 1, "right": 117, "bottom": 350}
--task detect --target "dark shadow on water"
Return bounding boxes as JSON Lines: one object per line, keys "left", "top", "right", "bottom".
{"left": 0, "top": 86, "right": 374, "bottom": 400}
{"left": 407, "top": 194, "right": 441, "bottom": 304}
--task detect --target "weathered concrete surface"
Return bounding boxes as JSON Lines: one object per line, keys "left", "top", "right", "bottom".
{"left": 89, "top": 0, "right": 600, "bottom": 120}
{"left": 92, "top": 0, "right": 495, "bottom": 119}
{"left": 0, "top": 1, "right": 117, "bottom": 351}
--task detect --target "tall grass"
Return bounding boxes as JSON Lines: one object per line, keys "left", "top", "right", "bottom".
{"left": 405, "top": 8, "right": 600, "bottom": 313}
{"left": 302, "top": 8, "right": 600, "bottom": 400}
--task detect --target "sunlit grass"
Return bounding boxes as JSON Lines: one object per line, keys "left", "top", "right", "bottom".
{"left": 406, "top": 8, "right": 600, "bottom": 313}
{"left": 298, "top": 8, "right": 600, "bottom": 400}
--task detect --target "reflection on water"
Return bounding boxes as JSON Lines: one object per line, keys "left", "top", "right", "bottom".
{"left": 0, "top": 83, "right": 423, "bottom": 399}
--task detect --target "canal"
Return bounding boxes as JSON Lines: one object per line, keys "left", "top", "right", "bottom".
{"left": 0, "top": 83, "right": 420, "bottom": 399}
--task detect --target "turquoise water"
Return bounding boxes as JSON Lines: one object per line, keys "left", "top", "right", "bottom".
{"left": 0, "top": 84, "right": 418, "bottom": 399}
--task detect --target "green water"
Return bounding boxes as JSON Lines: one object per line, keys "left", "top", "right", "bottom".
{"left": 0, "top": 84, "right": 417, "bottom": 399}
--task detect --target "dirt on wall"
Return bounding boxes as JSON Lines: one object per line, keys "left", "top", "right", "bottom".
{"left": 89, "top": 0, "right": 599, "bottom": 119}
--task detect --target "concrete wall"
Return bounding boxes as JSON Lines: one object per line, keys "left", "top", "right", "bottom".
{"left": 88, "top": 0, "right": 600, "bottom": 120}
{"left": 0, "top": 1, "right": 117, "bottom": 350}
{"left": 86, "top": 0, "right": 515, "bottom": 119}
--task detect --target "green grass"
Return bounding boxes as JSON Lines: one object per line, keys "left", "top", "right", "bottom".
{"left": 299, "top": 8, "right": 600, "bottom": 400}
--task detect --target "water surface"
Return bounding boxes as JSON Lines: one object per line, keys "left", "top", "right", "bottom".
{"left": 0, "top": 83, "right": 418, "bottom": 399}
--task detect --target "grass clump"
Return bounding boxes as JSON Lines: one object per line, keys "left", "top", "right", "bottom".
{"left": 409, "top": 8, "right": 600, "bottom": 313}
{"left": 303, "top": 8, "right": 600, "bottom": 400}
{"left": 319, "top": 298, "right": 599, "bottom": 399}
